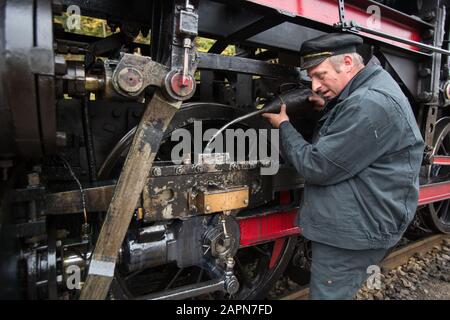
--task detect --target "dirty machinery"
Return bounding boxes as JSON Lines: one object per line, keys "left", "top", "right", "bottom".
{"left": 1, "top": 0, "right": 450, "bottom": 300}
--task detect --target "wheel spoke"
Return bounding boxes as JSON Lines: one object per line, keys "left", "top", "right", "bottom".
{"left": 438, "top": 200, "right": 450, "bottom": 224}
{"left": 441, "top": 142, "right": 449, "bottom": 155}
{"left": 124, "top": 269, "right": 144, "bottom": 281}
{"left": 164, "top": 268, "right": 184, "bottom": 291}
{"left": 196, "top": 268, "right": 204, "bottom": 284}
{"left": 442, "top": 135, "right": 450, "bottom": 154}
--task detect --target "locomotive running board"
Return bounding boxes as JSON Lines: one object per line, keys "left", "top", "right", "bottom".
{"left": 418, "top": 181, "right": 450, "bottom": 206}
{"left": 238, "top": 210, "right": 300, "bottom": 247}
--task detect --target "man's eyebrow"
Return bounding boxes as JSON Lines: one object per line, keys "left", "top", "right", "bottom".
{"left": 309, "top": 71, "right": 326, "bottom": 78}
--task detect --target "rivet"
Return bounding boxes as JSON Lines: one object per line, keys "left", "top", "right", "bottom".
{"left": 152, "top": 167, "right": 162, "bottom": 176}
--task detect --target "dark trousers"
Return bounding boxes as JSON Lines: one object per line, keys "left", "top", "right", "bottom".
{"left": 309, "top": 241, "right": 388, "bottom": 300}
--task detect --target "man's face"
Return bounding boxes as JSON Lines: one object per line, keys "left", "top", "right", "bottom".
{"left": 307, "top": 58, "right": 350, "bottom": 100}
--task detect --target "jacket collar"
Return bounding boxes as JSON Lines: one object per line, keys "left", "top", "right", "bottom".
{"left": 336, "top": 64, "right": 381, "bottom": 102}
{"left": 318, "top": 64, "right": 381, "bottom": 120}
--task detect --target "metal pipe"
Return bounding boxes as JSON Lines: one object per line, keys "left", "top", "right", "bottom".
{"left": 81, "top": 97, "right": 98, "bottom": 182}
{"left": 204, "top": 108, "right": 264, "bottom": 152}
{"left": 350, "top": 22, "right": 450, "bottom": 56}
{"left": 138, "top": 278, "right": 225, "bottom": 300}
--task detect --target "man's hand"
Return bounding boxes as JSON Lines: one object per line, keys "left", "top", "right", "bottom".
{"left": 262, "top": 104, "right": 289, "bottom": 128}
{"left": 308, "top": 93, "right": 326, "bottom": 111}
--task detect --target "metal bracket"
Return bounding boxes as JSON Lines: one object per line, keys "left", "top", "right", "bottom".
{"left": 111, "top": 54, "right": 169, "bottom": 97}
{"left": 337, "top": 0, "right": 346, "bottom": 28}
{"left": 111, "top": 52, "right": 197, "bottom": 101}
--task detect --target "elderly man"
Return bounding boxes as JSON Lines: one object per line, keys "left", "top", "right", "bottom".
{"left": 262, "top": 33, "right": 424, "bottom": 299}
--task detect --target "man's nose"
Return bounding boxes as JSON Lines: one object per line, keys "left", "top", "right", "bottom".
{"left": 311, "top": 78, "right": 322, "bottom": 93}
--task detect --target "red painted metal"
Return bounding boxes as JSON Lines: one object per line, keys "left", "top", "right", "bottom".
{"left": 236, "top": 179, "right": 450, "bottom": 247}
{"left": 418, "top": 181, "right": 450, "bottom": 206}
{"left": 237, "top": 178, "right": 450, "bottom": 247}
{"left": 269, "top": 238, "right": 286, "bottom": 269}
{"left": 432, "top": 156, "right": 450, "bottom": 165}
{"left": 279, "top": 190, "right": 291, "bottom": 205}
{"left": 238, "top": 209, "right": 300, "bottom": 247}
{"left": 247, "top": 0, "right": 423, "bottom": 52}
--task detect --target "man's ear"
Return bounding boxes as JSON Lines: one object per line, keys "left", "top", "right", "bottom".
{"left": 343, "top": 55, "right": 353, "bottom": 72}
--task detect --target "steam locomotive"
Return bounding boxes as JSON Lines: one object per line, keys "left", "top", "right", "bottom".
{"left": 1, "top": 0, "right": 450, "bottom": 299}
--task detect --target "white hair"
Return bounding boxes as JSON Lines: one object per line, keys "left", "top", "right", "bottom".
{"left": 329, "top": 52, "right": 364, "bottom": 72}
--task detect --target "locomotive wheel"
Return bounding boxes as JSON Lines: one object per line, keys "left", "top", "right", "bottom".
{"left": 111, "top": 238, "right": 296, "bottom": 300}
{"left": 109, "top": 224, "right": 296, "bottom": 299}
{"left": 285, "top": 238, "right": 312, "bottom": 286}
{"left": 98, "top": 102, "right": 296, "bottom": 299}
{"left": 424, "top": 117, "right": 450, "bottom": 234}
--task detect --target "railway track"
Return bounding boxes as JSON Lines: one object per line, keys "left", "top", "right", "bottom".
{"left": 279, "top": 234, "right": 450, "bottom": 300}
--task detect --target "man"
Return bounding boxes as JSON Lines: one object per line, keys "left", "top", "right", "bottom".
{"left": 262, "top": 33, "right": 425, "bottom": 299}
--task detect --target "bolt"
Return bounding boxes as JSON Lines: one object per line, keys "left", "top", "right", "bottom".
{"left": 418, "top": 91, "right": 433, "bottom": 102}
{"left": 227, "top": 257, "right": 235, "bottom": 269}
{"left": 176, "top": 166, "right": 183, "bottom": 175}
{"left": 244, "top": 199, "right": 249, "bottom": 205}
{"left": 152, "top": 167, "right": 162, "bottom": 176}
{"left": 194, "top": 165, "right": 202, "bottom": 173}
{"left": 418, "top": 68, "right": 431, "bottom": 78}
{"left": 27, "top": 172, "right": 40, "bottom": 187}
{"left": 117, "top": 67, "right": 144, "bottom": 94}
{"left": 443, "top": 81, "right": 450, "bottom": 100}
{"left": 422, "top": 10, "right": 436, "bottom": 22}
{"left": 190, "top": 205, "right": 197, "bottom": 212}
{"left": 205, "top": 205, "right": 211, "bottom": 212}
{"left": 225, "top": 277, "right": 240, "bottom": 295}
{"left": 183, "top": 38, "right": 192, "bottom": 48}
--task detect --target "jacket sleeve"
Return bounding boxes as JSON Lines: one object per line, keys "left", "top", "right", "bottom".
{"left": 280, "top": 101, "right": 386, "bottom": 185}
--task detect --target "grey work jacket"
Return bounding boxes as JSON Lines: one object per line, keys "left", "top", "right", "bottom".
{"left": 280, "top": 65, "right": 425, "bottom": 250}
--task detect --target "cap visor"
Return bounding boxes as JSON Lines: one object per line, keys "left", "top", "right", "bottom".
{"left": 300, "top": 56, "right": 327, "bottom": 70}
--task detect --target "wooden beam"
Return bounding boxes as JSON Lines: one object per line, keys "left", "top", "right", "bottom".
{"left": 79, "top": 91, "right": 181, "bottom": 300}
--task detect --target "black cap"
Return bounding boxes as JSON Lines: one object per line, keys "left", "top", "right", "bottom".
{"left": 299, "top": 33, "right": 363, "bottom": 70}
